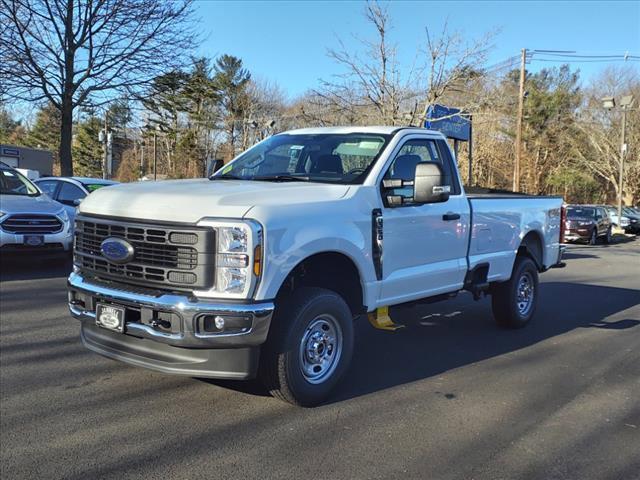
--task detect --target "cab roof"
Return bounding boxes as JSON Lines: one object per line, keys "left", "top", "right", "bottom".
{"left": 283, "top": 126, "right": 445, "bottom": 137}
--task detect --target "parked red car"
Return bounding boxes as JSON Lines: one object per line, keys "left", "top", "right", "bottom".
{"left": 564, "top": 205, "right": 612, "bottom": 244}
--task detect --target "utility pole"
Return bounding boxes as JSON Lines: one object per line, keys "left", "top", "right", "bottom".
{"left": 514, "top": 48, "right": 527, "bottom": 192}
{"left": 102, "top": 112, "right": 109, "bottom": 180}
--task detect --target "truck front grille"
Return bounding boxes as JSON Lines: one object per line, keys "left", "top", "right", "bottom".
{"left": 1, "top": 214, "right": 63, "bottom": 234}
{"left": 74, "top": 216, "right": 215, "bottom": 291}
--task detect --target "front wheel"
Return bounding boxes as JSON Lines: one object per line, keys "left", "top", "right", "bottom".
{"left": 258, "top": 287, "right": 354, "bottom": 406}
{"left": 603, "top": 226, "right": 612, "bottom": 244}
{"left": 491, "top": 256, "right": 539, "bottom": 329}
{"left": 588, "top": 228, "right": 598, "bottom": 245}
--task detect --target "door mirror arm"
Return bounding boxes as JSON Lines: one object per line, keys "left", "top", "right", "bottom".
{"left": 382, "top": 179, "right": 415, "bottom": 207}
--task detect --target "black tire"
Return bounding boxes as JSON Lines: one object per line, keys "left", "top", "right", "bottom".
{"left": 258, "top": 287, "right": 354, "bottom": 407}
{"left": 588, "top": 228, "right": 597, "bottom": 245}
{"left": 603, "top": 226, "right": 612, "bottom": 244}
{"left": 491, "top": 256, "right": 539, "bottom": 329}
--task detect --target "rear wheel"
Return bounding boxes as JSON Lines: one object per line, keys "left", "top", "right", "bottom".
{"left": 491, "top": 256, "right": 539, "bottom": 329}
{"left": 258, "top": 287, "right": 354, "bottom": 406}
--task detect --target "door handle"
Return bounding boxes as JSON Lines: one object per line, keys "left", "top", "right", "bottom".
{"left": 443, "top": 212, "right": 461, "bottom": 221}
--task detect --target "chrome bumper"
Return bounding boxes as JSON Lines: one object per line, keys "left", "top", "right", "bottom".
{"left": 67, "top": 272, "right": 274, "bottom": 348}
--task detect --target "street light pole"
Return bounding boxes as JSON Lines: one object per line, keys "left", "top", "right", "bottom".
{"left": 618, "top": 106, "right": 627, "bottom": 225}
{"left": 102, "top": 113, "right": 108, "bottom": 180}
{"left": 602, "top": 94, "right": 634, "bottom": 227}
{"left": 153, "top": 131, "right": 158, "bottom": 181}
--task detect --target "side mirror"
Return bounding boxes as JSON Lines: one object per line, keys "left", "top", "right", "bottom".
{"left": 207, "top": 159, "right": 225, "bottom": 177}
{"left": 73, "top": 198, "right": 82, "bottom": 206}
{"left": 413, "top": 162, "right": 450, "bottom": 204}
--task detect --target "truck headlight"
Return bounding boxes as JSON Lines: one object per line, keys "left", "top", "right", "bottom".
{"left": 195, "top": 219, "right": 263, "bottom": 299}
{"left": 217, "top": 225, "right": 251, "bottom": 294}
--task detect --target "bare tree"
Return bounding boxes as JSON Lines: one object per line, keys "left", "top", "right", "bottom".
{"left": 569, "top": 67, "right": 640, "bottom": 205}
{"left": 0, "top": 0, "right": 196, "bottom": 175}
{"left": 313, "top": 1, "right": 420, "bottom": 126}
{"left": 420, "top": 22, "right": 496, "bottom": 121}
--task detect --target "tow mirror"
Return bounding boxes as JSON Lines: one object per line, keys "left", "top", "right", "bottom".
{"left": 413, "top": 162, "right": 450, "bottom": 204}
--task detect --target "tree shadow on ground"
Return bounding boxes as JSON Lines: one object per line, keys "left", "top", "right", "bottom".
{"left": 0, "top": 254, "right": 73, "bottom": 282}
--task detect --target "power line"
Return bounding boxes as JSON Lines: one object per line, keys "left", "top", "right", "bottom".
{"left": 532, "top": 51, "right": 639, "bottom": 59}
{"left": 532, "top": 58, "right": 640, "bottom": 63}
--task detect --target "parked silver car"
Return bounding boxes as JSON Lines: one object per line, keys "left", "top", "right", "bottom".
{"left": 0, "top": 163, "right": 73, "bottom": 254}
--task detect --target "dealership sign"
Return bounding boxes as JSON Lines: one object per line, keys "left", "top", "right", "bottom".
{"left": 424, "top": 104, "right": 471, "bottom": 141}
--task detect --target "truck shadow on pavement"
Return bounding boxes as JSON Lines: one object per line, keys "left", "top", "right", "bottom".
{"left": 206, "top": 281, "right": 640, "bottom": 404}
{"left": 326, "top": 281, "right": 640, "bottom": 404}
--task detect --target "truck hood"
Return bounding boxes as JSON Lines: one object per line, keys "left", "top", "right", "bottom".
{"left": 0, "top": 193, "right": 65, "bottom": 215}
{"left": 79, "top": 179, "right": 351, "bottom": 223}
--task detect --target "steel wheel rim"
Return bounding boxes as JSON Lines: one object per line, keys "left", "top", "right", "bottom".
{"left": 299, "top": 315, "right": 343, "bottom": 385}
{"left": 516, "top": 272, "right": 535, "bottom": 316}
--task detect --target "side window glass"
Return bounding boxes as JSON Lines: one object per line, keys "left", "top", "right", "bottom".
{"left": 37, "top": 180, "right": 58, "bottom": 197}
{"left": 57, "top": 182, "right": 86, "bottom": 206}
{"left": 383, "top": 139, "right": 443, "bottom": 203}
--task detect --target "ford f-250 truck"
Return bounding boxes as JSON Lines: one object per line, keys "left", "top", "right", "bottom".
{"left": 68, "top": 127, "right": 564, "bottom": 406}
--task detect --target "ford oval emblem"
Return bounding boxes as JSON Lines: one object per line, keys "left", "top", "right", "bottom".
{"left": 100, "top": 237, "right": 135, "bottom": 264}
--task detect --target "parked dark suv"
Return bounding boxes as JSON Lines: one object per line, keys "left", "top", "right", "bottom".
{"left": 564, "top": 205, "right": 612, "bottom": 244}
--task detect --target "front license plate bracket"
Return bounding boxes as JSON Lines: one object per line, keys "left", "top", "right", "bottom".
{"left": 96, "top": 303, "right": 125, "bottom": 333}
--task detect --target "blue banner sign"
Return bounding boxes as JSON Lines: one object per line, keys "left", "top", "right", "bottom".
{"left": 424, "top": 104, "right": 471, "bottom": 141}
{"left": 2, "top": 147, "right": 20, "bottom": 156}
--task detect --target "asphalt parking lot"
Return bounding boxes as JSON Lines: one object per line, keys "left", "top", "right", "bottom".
{"left": 1, "top": 239, "right": 639, "bottom": 480}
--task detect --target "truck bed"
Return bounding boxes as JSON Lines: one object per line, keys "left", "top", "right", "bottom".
{"left": 466, "top": 191, "right": 563, "bottom": 283}
{"left": 465, "top": 185, "right": 563, "bottom": 200}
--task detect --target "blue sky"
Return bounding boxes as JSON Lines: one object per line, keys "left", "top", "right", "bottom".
{"left": 196, "top": 0, "right": 640, "bottom": 98}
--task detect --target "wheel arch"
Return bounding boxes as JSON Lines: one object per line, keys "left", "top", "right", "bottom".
{"left": 273, "top": 251, "right": 366, "bottom": 316}
{"left": 518, "top": 229, "right": 544, "bottom": 271}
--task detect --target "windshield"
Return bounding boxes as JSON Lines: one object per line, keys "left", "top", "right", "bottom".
{"left": 0, "top": 168, "right": 40, "bottom": 197}
{"left": 567, "top": 207, "right": 595, "bottom": 218}
{"left": 82, "top": 182, "right": 112, "bottom": 192}
{"left": 212, "top": 133, "right": 391, "bottom": 184}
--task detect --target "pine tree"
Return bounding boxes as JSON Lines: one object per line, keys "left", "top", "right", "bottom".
{"left": 213, "top": 55, "right": 251, "bottom": 158}
{"left": 73, "top": 116, "right": 103, "bottom": 177}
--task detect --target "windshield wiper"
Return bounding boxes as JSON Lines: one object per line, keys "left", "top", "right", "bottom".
{"left": 253, "top": 175, "right": 310, "bottom": 182}
{"left": 209, "top": 174, "right": 245, "bottom": 181}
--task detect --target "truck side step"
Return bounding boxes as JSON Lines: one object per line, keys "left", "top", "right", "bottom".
{"left": 367, "top": 306, "right": 404, "bottom": 331}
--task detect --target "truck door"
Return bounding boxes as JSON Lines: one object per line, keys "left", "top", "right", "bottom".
{"left": 378, "top": 136, "right": 470, "bottom": 305}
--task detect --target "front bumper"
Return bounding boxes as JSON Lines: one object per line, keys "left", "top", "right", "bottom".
{"left": 563, "top": 228, "right": 591, "bottom": 242}
{"left": 68, "top": 272, "right": 275, "bottom": 379}
{"left": 624, "top": 222, "right": 640, "bottom": 234}
{"left": 0, "top": 229, "right": 73, "bottom": 252}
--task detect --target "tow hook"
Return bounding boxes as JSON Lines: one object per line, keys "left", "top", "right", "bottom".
{"left": 150, "top": 318, "right": 171, "bottom": 329}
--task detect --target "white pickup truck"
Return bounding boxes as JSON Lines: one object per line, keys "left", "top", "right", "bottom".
{"left": 68, "top": 126, "right": 564, "bottom": 406}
